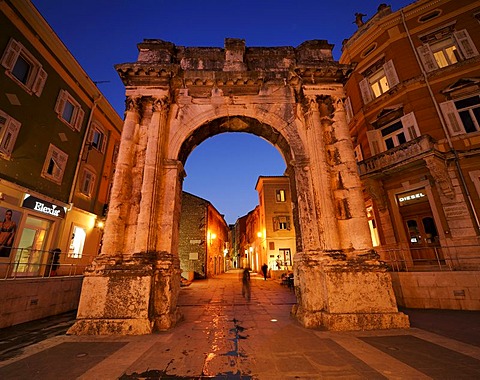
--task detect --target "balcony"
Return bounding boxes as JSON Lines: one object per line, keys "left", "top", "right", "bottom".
{"left": 358, "top": 135, "right": 436, "bottom": 176}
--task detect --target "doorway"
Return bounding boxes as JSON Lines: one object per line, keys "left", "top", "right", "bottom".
{"left": 399, "top": 200, "right": 442, "bottom": 265}
{"left": 14, "top": 216, "right": 51, "bottom": 276}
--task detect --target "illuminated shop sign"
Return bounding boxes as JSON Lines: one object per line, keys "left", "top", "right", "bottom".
{"left": 22, "top": 194, "right": 66, "bottom": 218}
{"left": 397, "top": 191, "right": 426, "bottom": 205}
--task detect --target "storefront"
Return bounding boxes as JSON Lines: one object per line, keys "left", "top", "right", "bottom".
{"left": 396, "top": 188, "right": 442, "bottom": 265}
{"left": 0, "top": 186, "right": 67, "bottom": 278}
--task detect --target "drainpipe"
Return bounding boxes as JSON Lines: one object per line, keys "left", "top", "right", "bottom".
{"left": 401, "top": 10, "right": 480, "bottom": 233}
{"left": 68, "top": 94, "right": 102, "bottom": 206}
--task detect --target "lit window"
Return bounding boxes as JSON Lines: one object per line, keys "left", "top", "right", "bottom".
{"left": 417, "top": 28, "right": 478, "bottom": 72}
{"left": 41, "top": 144, "right": 68, "bottom": 184}
{"left": 0, "top": 110, "right": 21, "bottom": 158}
{"left": 366, "top": 112, "right": 420, "bottom": 155}
{"left": 276, "top": 189, "right": 286, "bottom": 202}
{"left": 359, "top": 60, "right": 399, "bottom": 104}
{"left": 1, "top": 38, "right": 47, "bottom": 96}
{"left": 80, "top": 168, "right": 96, "bottom": 197}
{"left": 68, "top": 225, "right": 86, "bottom": 259}
{"left": 440, "top": 94, "right": 480, "bottom": 136}
{"left": 54, "top": 89, "right": 85, "bottom": 131}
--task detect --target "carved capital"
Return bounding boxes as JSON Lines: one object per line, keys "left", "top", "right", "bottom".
{"left": 152, "top": 96, "right": 170, "bottom": 113}
{"left": 125, "top": 96, "right": 142, "bottom": 114}
{"left": 364, "top": 178, "right": 388, "bottom": 211}
{"left": 424, "top": 156, "right": 454, "bottom": 199}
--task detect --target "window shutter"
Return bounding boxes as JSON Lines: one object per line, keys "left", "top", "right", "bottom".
{"left": 359, "top": 78, "right": 373, "bottom": 104}
{"left": 366, "top": 129, "right": 383, "bottom": 155}
{"left": 32, "top": 67, "right": 47, "bottom": 97}
{"left": 55, "top": 90, "right": 67, "bottom": 115}
{"left": 383, "top": 60, "right": 399, "bottom": 88}
{"left": 0, "top": 118, "right": 21, "bottom": 155}
{"left": 354, "top": 144, "right": 363, "bottom": 162}
{"left": 416, "top": 44, "right": 438, "bottom": 72}
{"left": 439, "top": 101, "right": 463, "bottom": 136}
{"left": 100, "top": 133, "right": 107, "bottom": 153}
{"left": 454, "top": 29, "right": 479, "bottom": 59}
{"left": 74, "top": 107, "right": 85, "bottom": 131}
{"left": 344, "top": 97, "right": 354, "bottom": 123}
{"left": 400, "top": 112, "right": 420, "bottom": 140}
{"left": 1, "top": 38, "right": 22, "bottom": 70}
{"left": 273, "top": 217, "right": 279, "bottom": 231}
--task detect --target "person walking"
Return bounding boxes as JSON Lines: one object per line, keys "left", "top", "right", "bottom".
{"left": 242, "top": 268, "right": 251, "bottom": 301}
{"left": 261, "top": 263, "right": 268, "bottom": 280}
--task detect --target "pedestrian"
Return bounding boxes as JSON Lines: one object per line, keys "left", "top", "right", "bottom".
{"left": 261, "top": 263, "right": 268, "bottom": 280}
{"left": 242, "top": 268, "right": 251, "bottom": 301}
{"left": 50, "top": 248, "right": 61, "bottom": 276}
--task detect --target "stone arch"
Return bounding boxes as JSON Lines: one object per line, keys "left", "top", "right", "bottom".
{"left": 68, "top": 38, "right": 409, "bottom": 335}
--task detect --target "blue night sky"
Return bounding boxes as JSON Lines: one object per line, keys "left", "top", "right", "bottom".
{"left": 33, "top": 0, "right": 413, "bottom": 224}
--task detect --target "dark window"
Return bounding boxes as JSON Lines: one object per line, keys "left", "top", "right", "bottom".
{"left": 12, "top": 55, "right": 30, "bottom": 84}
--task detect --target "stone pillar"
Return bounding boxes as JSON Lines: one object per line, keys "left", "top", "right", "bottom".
{"left": 134, "top": 95, "right": 170, "bottom": 253}
{"left": 101, "top": 96, "right": 141, "bottom": 257}
{"left": 302, "top": 96, "right": 340, "bottom": 251}
{"left": 327, "top": 95, "right": 373, "bottom": 252}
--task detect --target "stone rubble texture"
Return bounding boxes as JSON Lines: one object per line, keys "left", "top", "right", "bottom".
{"left": 68, "top": 38, "right": 409, "bottom": 335}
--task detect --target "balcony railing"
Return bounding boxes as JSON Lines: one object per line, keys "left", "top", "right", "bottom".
{"left": 0, "top": 247, "right": 95, "bottom": 280}
{"left": 358, "top": 135, "right": 436, "bottom": 176}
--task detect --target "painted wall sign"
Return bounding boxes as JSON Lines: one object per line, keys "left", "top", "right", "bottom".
{"left": 22, "top": 194, "right": 66, "bottom": 218}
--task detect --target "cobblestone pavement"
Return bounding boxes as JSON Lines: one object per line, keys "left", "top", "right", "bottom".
{"left": 0, "top": 269, "right": 479, "bottom": 379}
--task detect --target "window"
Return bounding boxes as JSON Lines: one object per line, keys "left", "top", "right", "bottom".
{"left": 80, "top": 168, "right": 96, "bottom": 197}
{"left": 359, "top": 60, "right": 399, "bottom": 104}
{"left": 0, "top": 110, "right": 21, "bottom": 157}
{"left": 54, "top": 89, "right": 85, "bottom": 131}
{"left": 273, "top": 216, "right": 291, "bottom": 231}
{"left": 354, "top": 144, "right": 363, "bottom": 162}
{"left": 276, "top": 189, "right": 286, "bottom": 202}
{"left": 89, "top": 123, "right": 107, "bottom": 153}
{"left": 68, "top": 225, "right": 86, "bottom": 258}
{"left": 1, "top": 38, "right": 47, "bottom": 96}
{"left": 41, "top": 144, "right": 68, "bottom": 184}
{"left": 417, "top": 28, "right": 478, "bottom": 72}
{"left": 366, "top": 112, "right": 420, "bottom": 155}
{"left": 440, "top": 95, "right": 480, "bottom": 135}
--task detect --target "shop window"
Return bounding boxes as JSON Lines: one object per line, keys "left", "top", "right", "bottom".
{"left": 273, "top": 216, "right": 291, "bottom": 231}
{"left": 359, "top": 60, "right": 399, "bottom": 104}
{"left": 80, "top": 168, "right": 96, "bottom": 197}
{"left": 417, "top": 27, "right": 478, "bottom": 72}
{"left": 406, "top": 220, "right": 420, "bottom": 244}
{"left": 366, "top": 112, "right": 420, "bottom": 155}
{"left": 440, "top": 94, "right": 480, "bottom": 135}
{"left": 366, "top": 206, "right": 380, "bottom": 247}
{"left": 68, "top": 225, "right": 86, "bottom": 258}
{"left": 1, "top": 38, "right": 47, "bottom": 96}
{"left": 276, "top": 189, "right": 286, "bottom": 202}
{"left": 422, "top": 217, "right": 438, "bottom": 244}
{"left": 89, "top": 122, "right": 107, "bottom": 153}
{"left": 0, "top": 109, "right": 21, "bottom": 158}
{"left": 41, "top": 144, "right": 68, "bottom": 184}
{"left": 54, "top": 89, "right": 85, "bottom": 131}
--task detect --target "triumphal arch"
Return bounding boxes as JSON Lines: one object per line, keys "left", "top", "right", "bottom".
{"left": 68, "top": 39, "right": 409, "bottom": 335}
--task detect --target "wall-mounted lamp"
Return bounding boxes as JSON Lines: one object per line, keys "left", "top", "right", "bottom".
{"left": 95, "top": 220, "right": 105, "bottom": 229}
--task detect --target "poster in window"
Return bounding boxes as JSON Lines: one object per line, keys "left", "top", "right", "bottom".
{"left": 0, "top": 207, "right": 22, "bottom": 257}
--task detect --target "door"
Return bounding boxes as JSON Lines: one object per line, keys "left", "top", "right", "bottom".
{"left": 14, "top": 216, "right": 51, "bottom": 276}
{"left": 401, "top": 205, "right": 441, "bottom": 264}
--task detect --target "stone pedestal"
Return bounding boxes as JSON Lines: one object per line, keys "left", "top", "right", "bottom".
{"left": 293, "top": 251, "right": 410, "bottom": 331}
{"left": 68, "top": 253, "right": 181, "bottom": 335}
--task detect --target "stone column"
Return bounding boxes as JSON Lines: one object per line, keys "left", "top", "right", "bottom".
{"left": 150, "top": 158, "right": 184, "bottom": 330}
{"left": 101, "top": 96, "right": 141, "bottom": 257}
{"left": 327, "top": 95, "right": 373, "bottom": 252}
{"left": 134, "top": 95, "right": 170, "bottom": 254}
{"left": 301, "top": 96, "right": 340, "bottom": 251}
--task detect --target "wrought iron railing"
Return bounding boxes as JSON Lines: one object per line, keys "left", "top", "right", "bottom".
{"left": 0, "top": 247, "right": 95, "bottom": 280}
{"left": 375, "top": 244, "right": 480, "bottom": 272}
